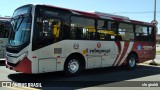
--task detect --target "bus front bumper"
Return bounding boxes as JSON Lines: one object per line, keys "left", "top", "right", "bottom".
{"left": 6, "top": 57, "right": 32, "bottom": 73}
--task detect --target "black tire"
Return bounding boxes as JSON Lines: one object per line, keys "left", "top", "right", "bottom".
{"left": 126, "top": 54, "right": 137, "bottom": 70}
{"left": 64, "top": 56, "right": 82, "bottom": 76}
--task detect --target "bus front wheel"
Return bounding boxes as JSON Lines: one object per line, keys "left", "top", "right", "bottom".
{"left": 64, "top": 56, "right": 82, "bottom": 76}
{"left": 126, "top": 54, "right": 137, "bottom": 70}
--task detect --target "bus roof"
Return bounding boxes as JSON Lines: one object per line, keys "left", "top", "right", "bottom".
{"left": 0, "top": 17, "right": 11, "bottom": 21}
{"left": 34, "top": 4, "right": 155, "bottom": 26}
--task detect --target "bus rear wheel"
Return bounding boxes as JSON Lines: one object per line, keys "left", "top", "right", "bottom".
{"left": 64, "top": 56, "right": 82, "bottom": 76}
{"left": 126, "top": 54, "right": 137, "bottom": 70}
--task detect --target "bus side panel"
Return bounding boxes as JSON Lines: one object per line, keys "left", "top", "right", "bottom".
{"left": 132, "top": 42, "right": 156, "bottom": 63}
{"left": 38, "top": 58, "right": 56, "bottom": 73}
{"left": 64, "top": 40, "right": 119, "bottom": 69}
{"left": 36, "top": 40, "right": 67, "bottom": 73}
{"left": 115, "top": 42, "right": 134, "bottom": 66}
{"left": 120, "top": 41, "right": 156, "bottom": 65}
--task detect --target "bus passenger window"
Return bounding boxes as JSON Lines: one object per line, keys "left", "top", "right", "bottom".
{"left": 118, "top": 23, "right": 134, "bottom": 41}
{"left": 0, "top": 23, "right": 5, "bottom": 38}
{"left": 97, "top": 20, "right": 117, "bottom": 40}
{"left": 148, "top": 27, "right": 154, "bottom": 41}
{"left": 135, "top": 25, "right": 149, "bottom": 41}
{"left": 63, "top": 24, "right": 70, "bottom": 39}
{"left": 41, "top": 19, "right": 61, "bottom": 40}
{"left": 0, "top": 22, "right": 10, "bottom": 38}
{"left": 35, "top": 18, "right": 62, "bottom": 48}
{"left": 71, "top": 16, "right": 95, "bottom": 40}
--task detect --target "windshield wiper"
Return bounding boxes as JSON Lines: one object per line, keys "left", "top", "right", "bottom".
{"left": 16, "top": 15, "right": 25, "bottom": 31}
{"left": 12, "top": 15, "right": 24, "bottom": 31}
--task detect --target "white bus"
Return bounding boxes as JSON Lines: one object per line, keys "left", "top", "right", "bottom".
{"left": 6, "top": 4, "right": 156, "bottom": 76}
{"left": 0, "top": 17, "right": 11, "bottom": 59}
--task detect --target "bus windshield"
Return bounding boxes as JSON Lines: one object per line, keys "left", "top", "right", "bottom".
{"left": 9, "top": 5, "right": 32, "bottom": 46}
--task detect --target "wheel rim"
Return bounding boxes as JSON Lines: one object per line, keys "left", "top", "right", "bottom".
{"left": 68, "top": 59, "right": 79, "bottom": 73}
{"left": 129, "top": 57, "right": 136, "bottom": 67}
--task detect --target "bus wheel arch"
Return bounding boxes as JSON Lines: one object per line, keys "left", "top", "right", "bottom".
{"left": 126, "top": 51, "right": 138, "bottom": 70}
{"left": 64, "top": 53, "right": 86, "bottom": 76}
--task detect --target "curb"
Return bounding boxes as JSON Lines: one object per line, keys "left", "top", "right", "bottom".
{"left": 149, "top": 62, "right": 158, "bottom": 66}
{"left": 143, "top": 60, "right": 160, "bottom": 66}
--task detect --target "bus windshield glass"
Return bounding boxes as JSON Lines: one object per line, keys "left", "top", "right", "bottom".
{"left": 9, "top": 5, "right": 32, "bottom": 46}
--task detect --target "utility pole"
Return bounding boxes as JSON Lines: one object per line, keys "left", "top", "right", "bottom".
{"left": 150, "top": 0, "right": 158, "bottom": 66}
{"left": 154, "top": 0, "right": 156, "bottom": 21}
{"left": 152, "top": 0, "right": 158, "bottom": 26}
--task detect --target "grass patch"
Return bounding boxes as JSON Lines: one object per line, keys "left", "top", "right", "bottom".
{"left": 156, "top": 51, "right": 160, "bottom": 55}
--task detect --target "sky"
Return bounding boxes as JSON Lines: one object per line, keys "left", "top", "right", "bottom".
{"left": 0, "top": 0, "right": 160, "bottom": 33}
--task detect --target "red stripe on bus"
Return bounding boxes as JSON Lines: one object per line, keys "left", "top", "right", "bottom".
{"left": 116, "top": 42, "right": 129, "bottom": 66}
{"left": 112, "top": 41, "right": 121, "bottom": 66}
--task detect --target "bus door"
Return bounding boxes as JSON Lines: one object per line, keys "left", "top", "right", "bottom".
{"left": 36, "top": 18, "right": 62, "bottom": 73}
